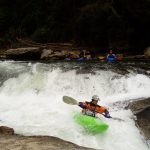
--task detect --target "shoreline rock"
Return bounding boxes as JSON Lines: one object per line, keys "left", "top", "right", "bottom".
{"left": 0, "top": 131, "right": 97, "bottom": 150}
{"left": 0, "top": 134, "right": 98, "bottom": 150}
{"left": 128, "top": 98, "right": 150, "bottom": 141}
{"left": 0, "top": 126, "right": 97, "bottom": 150}
{"left": 0, "top": 46, "right": 150, "bottom": 61}
{"left": 4, "top": 47, "right": 42, "bottom": 60}
{"left": 0, "top": 126, "right": 14, "bottom": 135}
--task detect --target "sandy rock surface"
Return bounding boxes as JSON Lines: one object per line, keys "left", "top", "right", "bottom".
{"left": 0, "top": 134, "right": 97, "bottom": 150}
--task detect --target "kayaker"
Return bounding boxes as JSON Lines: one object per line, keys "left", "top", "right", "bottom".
{"left": 78, "top": 95, "right": 111, "bottom": 118}
{"left": 106, "top": 49, "right": 117, "bottom": 62}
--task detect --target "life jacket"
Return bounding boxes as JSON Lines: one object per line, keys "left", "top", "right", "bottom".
{"left": 81, "top": 101, "right": 106, "bottom": 114}
{"left": 107, "top": 54, "right": 116, "bottom": 58}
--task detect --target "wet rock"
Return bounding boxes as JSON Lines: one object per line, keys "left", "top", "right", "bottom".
{"left": 0, "top": 134, "right": 97, "bottom": 150}
{"left": 128, "top": 98, "right": 150, "bottom": 114}
{"left": 0, "top": 126, "right": 14, "bottom": 135}
{"left": 40, "top": 49, "right": 53, "bottom": 59}
{"left": 0, "top": 126, "right": 97, "bottom": 150}
{"left": 4, "top": 47, "right": 42, "bottom": 60}
{"left": 136, "top": 107, "right": 150, "bottom": 140}
{"left": 128, "top": 98, "right": 150, "bottom": 140}
{"left": 41, "top": 50, "right": 67, "bottom": 60}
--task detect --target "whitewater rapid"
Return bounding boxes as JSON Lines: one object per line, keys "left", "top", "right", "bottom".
{"left": 0, "top": 61, "right": 150, "bottom": 150}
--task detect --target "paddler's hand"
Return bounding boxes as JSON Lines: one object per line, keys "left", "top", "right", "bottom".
{"left": 104, "top": 114, "right": 112, "bottom": 118}
{"left": 103, "top": 110, "right": 112, "bottom": 118}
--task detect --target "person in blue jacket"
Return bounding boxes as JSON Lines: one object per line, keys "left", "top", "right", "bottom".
{"left": 106, "top": 50, "right": 117, "bottom": 62}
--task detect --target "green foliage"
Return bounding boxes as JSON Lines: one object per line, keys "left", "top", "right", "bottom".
{"left": 0, "top": 0, "right": 149, "bottom": 52}
{"left": 75, "top": 2, "right": 111, "bottom": 46}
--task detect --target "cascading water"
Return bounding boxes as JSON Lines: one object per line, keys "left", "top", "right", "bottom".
{"left": 0, "top": 61, "right": 150, "bottom": 150}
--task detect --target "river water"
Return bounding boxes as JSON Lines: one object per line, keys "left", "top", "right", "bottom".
{"left": 0, "top": 60, "right": 150, "bottom": 150}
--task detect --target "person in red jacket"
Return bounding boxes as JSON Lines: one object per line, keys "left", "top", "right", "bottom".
{"left": 78, "top": 95, "right": 111, "bottom": 118}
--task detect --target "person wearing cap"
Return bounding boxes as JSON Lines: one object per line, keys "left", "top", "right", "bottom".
{"left": 78, "top": 95, "right": 111, "bottom": 118}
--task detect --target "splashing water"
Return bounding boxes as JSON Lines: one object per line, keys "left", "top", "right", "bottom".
{"left": 0, "top": 61, "right": 149, "bottom": 150}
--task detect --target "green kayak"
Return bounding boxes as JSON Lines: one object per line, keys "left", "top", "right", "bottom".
{"left": 74, "top": 113, "right": 109, "bottom": 134}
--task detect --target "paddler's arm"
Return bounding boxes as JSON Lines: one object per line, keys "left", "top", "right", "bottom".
{"left": 96, "top": 106, "right": 112, "bottom": 118}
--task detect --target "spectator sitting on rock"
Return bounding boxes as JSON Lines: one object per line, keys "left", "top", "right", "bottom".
{"left": 106, "top": 49, "right": 117, "bottom": 62}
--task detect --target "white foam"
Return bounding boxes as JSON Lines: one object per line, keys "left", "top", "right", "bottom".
{"left": 0, "top": 61, "right": 149, "bottom": 150}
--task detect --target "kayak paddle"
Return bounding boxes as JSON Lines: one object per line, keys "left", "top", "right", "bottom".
{"left": 63, "top": 96, "right": 124, "bottom": 121}
{"left": 63, "top": 96, "right": 79, "bottom": 105}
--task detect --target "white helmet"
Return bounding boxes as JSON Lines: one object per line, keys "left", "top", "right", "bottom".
{"left": 92, "top": 95, "right": 100, "bottom": 101}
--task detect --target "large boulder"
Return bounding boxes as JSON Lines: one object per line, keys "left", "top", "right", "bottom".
{"left": 41, "top": 49, "right": 67, "bottom": 60}
{"left": 40, "top": 49, "right": 53, "bottom": 59}
{"left": 144, "top": 47, "right": 150, "bottom": 58}
{"left": 128, "top": 98, "right": 150, "bottom": 140}
{"left": 0, "top": 134, "right": 96, "bottom": 150}
{"left": 0, "top": 126, "right": 14, "bottom": 135}
{"left": 0, "top": 125, "right": 97, "bottom": 149}
{"left": 4, "top": 47, "right": 42, "bottom": 60}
